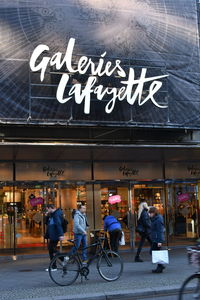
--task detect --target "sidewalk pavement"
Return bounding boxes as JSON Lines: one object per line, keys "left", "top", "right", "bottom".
{"left": 0, "top": 248, "right": 194, "bottom": 300}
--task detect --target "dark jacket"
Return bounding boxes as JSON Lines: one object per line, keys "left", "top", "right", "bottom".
{"left": 151, "top": 214, "right": 165, "bottom": 243}
{"left": 137, "top": 208, "right": 151, "bottom": 235}
{"left": 104, "top": 215, "right": 122, "bottom": 232}
{"left": 45, "top": 209, "right": 64, "bottom": 241}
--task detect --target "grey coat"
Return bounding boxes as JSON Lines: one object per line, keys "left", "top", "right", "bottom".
{"left": 73, "top": 210, "right": 87, "bottom": 234}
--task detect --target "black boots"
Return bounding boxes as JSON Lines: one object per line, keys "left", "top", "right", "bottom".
{"left": 135, "top": 256, "right": 143, "bottom": 262}
{"left": 152, "top": 265, "right": 165, "bottom": 273}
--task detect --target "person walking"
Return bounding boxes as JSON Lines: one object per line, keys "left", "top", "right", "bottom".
{"left": 45, "top": 204, "right": 64, "bottom": 271}
{"left": 70, "top": 204, "right": 88, "bottom": 263}
{"left": 149, "top": 206, "right": 165, "bottom": 273}
{"left": 103, "top": 215, "right": 122, "bottom": 253}
{"left": 135, "top": 201, "right": 152, "bottom": 262}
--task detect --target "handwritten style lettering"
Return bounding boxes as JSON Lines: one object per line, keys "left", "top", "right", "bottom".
{"left": 119, "top": 165, "right": 139, "bottom": 177}
{"left": 187, "top": 165, "right": 200, "bottom": 176}
{"left": 43, "top": 166, "right": 64, "bottom": 178}
{"left": 30, "top": 38, "right": 169, "bottom": 114}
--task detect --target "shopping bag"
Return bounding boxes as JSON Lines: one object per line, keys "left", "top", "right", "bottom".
{"left": 119, "top": 231, "right": 125, "bottom": 246}
{"left": 152, "top": 250, "right": 169, "bottom": 264}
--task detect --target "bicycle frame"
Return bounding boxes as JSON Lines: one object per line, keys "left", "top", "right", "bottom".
{"left": 69, "top": 238, "right": 112, "bottom": 268}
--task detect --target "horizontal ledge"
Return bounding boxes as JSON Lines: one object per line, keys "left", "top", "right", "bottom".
{"left": 0, "top": 142, "right": 199, "bottom": 148}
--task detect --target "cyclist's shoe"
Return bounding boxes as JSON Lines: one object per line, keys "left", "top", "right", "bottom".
{"left": 62, "top": 256, "right": 70, "bottom": 266}
{"left": 45, "top": 268, "right": 57, "bottom": 272}
{"left": 64, "top": 256, "right": 70, "bottom": 262}
{"left": 82, "top": 260, "right": 88, "bottom": 265}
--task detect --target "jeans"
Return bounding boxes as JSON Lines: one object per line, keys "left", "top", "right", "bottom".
{"left": 48, "top": 239, "right": 59, "bottom": 268}
{"left": 136, "top": 233, "right": 152, "bottom": 257}
{"left": 109, "top": 229, "right": 122, "bottom": 253}
{"left": 70, "top": 233, "right": 87, "bottom": 261}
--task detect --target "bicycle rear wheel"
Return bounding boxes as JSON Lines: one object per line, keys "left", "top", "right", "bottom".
{"left": 49, "top": 254, "right": 80, "bottom": 286}
{"left": 179, "top": 274, "right": 200, "bottom": 300}
{"left": 97, "top": 250, "right": 123, "bottom": 282}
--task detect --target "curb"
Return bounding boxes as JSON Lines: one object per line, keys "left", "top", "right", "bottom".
{"left": 20, "top": 286, "right": 181, "bottom": 300}
{"left": 0, "top": 245, "right": 187, "bottom": 262}
{"left": 0, "top": 253, "right": 47, "bottom": 262}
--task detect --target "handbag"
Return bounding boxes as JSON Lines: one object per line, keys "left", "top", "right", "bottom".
{"left": 119, "top": 231, "right": 125, "bottom": 246}
{"left": 152, "top": 250, "right": 169, "bottom": 264}
{"left": 136, "top": 224, "right": 145, "bottom": 234}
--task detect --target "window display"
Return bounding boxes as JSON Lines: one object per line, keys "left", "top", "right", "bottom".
{"left": 133, "top": 185, "right": 164, "bottom": 217}
{"left": 168, "top": 183, "right": 198, "bottom": 244}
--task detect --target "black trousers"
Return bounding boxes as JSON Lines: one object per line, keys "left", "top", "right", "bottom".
{"left": 136, "top": 233, "right": 152, "bottom": 257}
{"left": 48, "top": 240, "right": 59, "bottom": 268}
{"left": 151, "top": 242, "right": 164, "bottom": 269}
{"left": 109, "top": 229, "right": 122, "bottom": 253}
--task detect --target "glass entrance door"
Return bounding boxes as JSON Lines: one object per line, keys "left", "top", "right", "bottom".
{"left": 100, "top": 183, "right": 130, "bottom": 247}
{"left": 132, "top": 184, "right": 165, "bottom": 217}
{"left": 132, "top": 183, "right": 165, "bottom": 248}
{"left": 0, "top": 182, "right": 57, "bottom": 251}
{"left": 0, "top": 181, "right": 89, "bottom": 252}
{"left": 167, "top": 183, "right": 199, "bottom": 246}
{"left": 0, "top": 184, "right": 15, "bottom": 250}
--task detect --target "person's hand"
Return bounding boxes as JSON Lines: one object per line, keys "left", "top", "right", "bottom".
{"left": 84, "top": 231, "right": 87, "bottom": 235}
{"left": 158, "top": 243, "right": 162, "bottom": 247}
{"left": 59, "top": 236, "right": 64, "bottom": 241}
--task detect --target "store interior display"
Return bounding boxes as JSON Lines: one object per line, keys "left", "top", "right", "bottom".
{"left": 100, "top": 186, "right": 128, "bottom": 221}
{"left": 0, "top": 182, "right": 199, "bottom": 251}
{"left": 133, "top": 185, "right": 164, "bottom": 216}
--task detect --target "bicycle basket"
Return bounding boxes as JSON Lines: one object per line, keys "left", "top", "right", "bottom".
{"left": 187, "top": 247, "right": 200, "bottom": 267}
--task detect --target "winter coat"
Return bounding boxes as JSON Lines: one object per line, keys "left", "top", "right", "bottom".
{"left": 137, "top": 208, "right": 151, "bottom": 236}
{"left": 73, "top": 210, "right": 87, "bottom": 234}
{"left": 104, "top": 215, "right": 122, "bottom": 232}
{"left": 151, "top": 214, "right": 165, "bottom": 243}
{"left": 45, "top": 209, "right": 64, "bottom": 241}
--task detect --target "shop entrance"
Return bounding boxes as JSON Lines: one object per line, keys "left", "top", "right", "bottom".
{"left": 167, "top": 183, "right": 199, "bottom": 246}
{"left": 131, "top": 183, "right": 165, "bottom": 248}
{"left": 99, "top": 183, "right": 132, "bottom": 247}
{"left": 0, "top": 181, "right": 89, "bottom": 252}
{"left": 0, "top": 182, "right": 56, "bottom": 251}
{"left": 132, "top": 184, "right": 165, "bottom": 217}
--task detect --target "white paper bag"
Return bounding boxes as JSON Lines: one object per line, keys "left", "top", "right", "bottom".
{"left": 152, "top": 250, "right": 169, "bottom": 264}
{"left": 119, "top": 231, "right": 125, "bottom": 246}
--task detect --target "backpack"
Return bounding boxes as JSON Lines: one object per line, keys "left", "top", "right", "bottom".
{"left": 62, "top": 217, "right": 69, "bottom": 233}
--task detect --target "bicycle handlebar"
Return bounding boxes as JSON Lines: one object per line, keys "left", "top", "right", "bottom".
{"left": 67, "top": 236, "right": 105, "bottom": 245}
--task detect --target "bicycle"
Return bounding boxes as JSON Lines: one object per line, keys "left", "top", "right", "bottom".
{"left": 179, "top": 247, "right": 200, "bottom": 300}
{"left": 48, "top": 236, "right": 123, "bottom": 286}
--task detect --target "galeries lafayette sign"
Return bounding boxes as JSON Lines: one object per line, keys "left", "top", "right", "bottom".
{"left": 29, "top": 38, "right": 169, "bottom": 114}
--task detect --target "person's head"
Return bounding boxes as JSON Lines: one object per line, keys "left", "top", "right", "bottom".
{"left": 138, "top": 201, "right": 148, "bottom": 219}
{"left": 139, "top": 201, "right": 148, "bottom": 211}
{"left": 78, "top": 204, "right": 86, "bottom": 214}
{"left": 149, "top": 206, "right": 158, "bottom": 218}
{"left": 46, "top": 204, "right": 56, "bottom": 214}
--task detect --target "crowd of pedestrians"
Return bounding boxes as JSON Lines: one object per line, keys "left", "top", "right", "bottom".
{"left": 44, "top": 198, "right": 166, "bottom": 274}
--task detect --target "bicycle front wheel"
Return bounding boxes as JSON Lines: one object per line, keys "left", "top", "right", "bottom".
{"left": 179, "top": 274, "right": 200, "bottom": 300}
{"left": 97, "top": 250, "right": 123, "bottom": 282}
{"left": 49, "top": 254, "right": 80, "bottom": 286}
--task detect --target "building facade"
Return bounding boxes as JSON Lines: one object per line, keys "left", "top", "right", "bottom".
{"left": 1, "top": 132, "right": 200, "bottom": 253}
{"left": 0, "top": 0, "right": 200, "bottom": 254}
